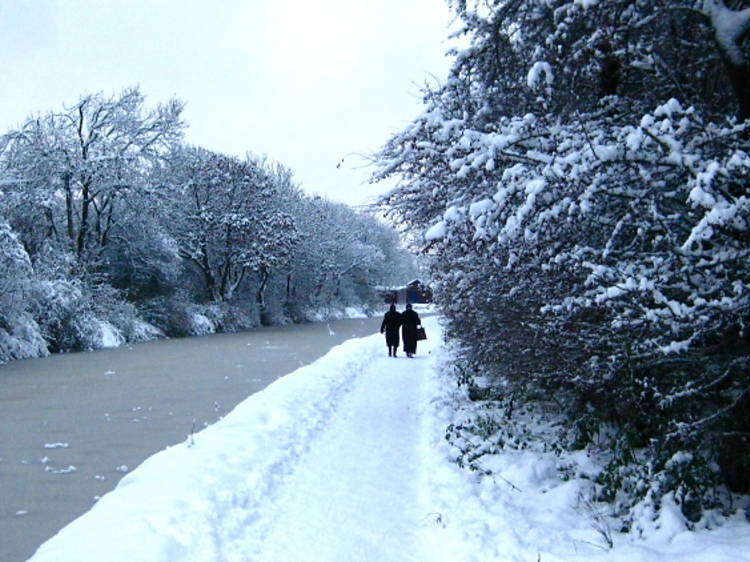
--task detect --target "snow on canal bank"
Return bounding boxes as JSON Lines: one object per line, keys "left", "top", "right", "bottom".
{"left": 28, "top": 317, "right": 750, "bottom": 561}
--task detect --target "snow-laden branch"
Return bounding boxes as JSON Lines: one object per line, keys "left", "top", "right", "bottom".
{"left": 702, "top": 0, "right": 750, "bottom": 66}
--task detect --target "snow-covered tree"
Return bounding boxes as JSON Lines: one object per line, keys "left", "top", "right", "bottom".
{"left": 376, "top": 0, "right": 750, "bottom": 524}
{"left": 0, "top": 87, "right": 184, "bottom": 264}
{"left": 286, "top": 196, "right": 416, "bottom": 318}
{"left": 0, "top": 86, "right": 416, "bottom": 354}
{"left": 0, "top": 218, "right": 48, "bottom": 362}
{"left": 161, "top": 146, "right": 297, "bottom": 308}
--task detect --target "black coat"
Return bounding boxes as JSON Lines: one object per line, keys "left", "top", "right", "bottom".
{"left": 380, "top": 310, "right": 402, "bottom": 347}
{"left": 401, "top": 308, "right": 421, "bottom": 353}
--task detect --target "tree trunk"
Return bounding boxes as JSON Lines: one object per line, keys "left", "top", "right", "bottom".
{"left": 44, "top": 207, "right": 58, "bottom": 242}
{"left": 725, "top": 59, "right": 750, "bottom": 122}
{"left": 597, "top": 39, "right": 620, "bottom": 98}
{"left": 256, "top": 267, "right": 269, "bottom": 307}
{"left": 100, "top": 198, "right": 115, "bottom": 249}
{"left": 63, "top": 172, "right": 75, "bottom": 242}
{"left": 285, "top": 273, "right": 293, "bottom": 304}
{"left": 257, "top": 267, "right": 271, "bottom": 325}
{"left": 77, "top": 182, "right": 90, "bottom": 258}
{"left": 225, "top": 265, "right": 247, "bottom": 301}
{"left": 199, "top": 244, "right": 217, "bottom": 300}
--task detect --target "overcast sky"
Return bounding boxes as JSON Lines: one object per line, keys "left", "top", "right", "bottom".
{"left": 0, "top": 0, "right": 453, "bottom": 207}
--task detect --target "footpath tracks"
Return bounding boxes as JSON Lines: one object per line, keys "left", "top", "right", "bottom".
{"left": 244, "top": 331, "right": 439, "bottom": 562}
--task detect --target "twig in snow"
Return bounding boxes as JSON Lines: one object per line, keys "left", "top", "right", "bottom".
{"left": 576, "top": 491, "right": 614, "bottom": 549}
{"left": 423, "top": 512, "right": 447, "bottom": 528}
{"left": 477, "top": 461, "right": 523, "bottom": 492}
{"left": 493, "top": 472, "right": 523, "bottom": 493}
{"left": 188, "top": 419, "right": 196, "bottom": 448}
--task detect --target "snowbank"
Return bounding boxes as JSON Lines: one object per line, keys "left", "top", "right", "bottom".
{"left": 186, "top": 310, "right": 215, "bottom": 336}
{"left": 96, "top": 321, "right": 124, "bottom": 349}
{"left": 0, "top": 313, "right": 48, "bottom": 363}
{"left": 303, "top": 305, "right": 372, "bottom": 322}
{"left": 130, "top": 319, "right": 166, "bottom": 342}
{"left": 422, "top": 347, "right": 750, "bottom": 562}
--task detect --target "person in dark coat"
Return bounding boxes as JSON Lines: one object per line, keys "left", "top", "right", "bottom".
{"left": 380, "top": 304, "right": 402, "bottom": 357}
{"left": 401, "top": 303, "right": 421, "bottom": 358}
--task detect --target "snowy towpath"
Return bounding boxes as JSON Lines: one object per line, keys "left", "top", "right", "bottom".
{"left": 250, "top": 342, "right": 431, "bottom": 561}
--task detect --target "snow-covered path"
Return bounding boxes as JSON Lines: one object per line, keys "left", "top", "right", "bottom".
{"left": 250, "top": 350, "right": 431, "bottom": 561}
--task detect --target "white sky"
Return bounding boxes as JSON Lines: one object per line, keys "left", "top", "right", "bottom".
{"left": 0, "top": 0, "right": 453, "bottom": 207}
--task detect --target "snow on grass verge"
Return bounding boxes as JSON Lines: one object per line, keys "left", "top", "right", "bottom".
{"left": 423, "top": 344, "right": 750, "bottom": 561}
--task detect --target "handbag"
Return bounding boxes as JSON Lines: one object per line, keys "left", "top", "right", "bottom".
{"left": 416, "top": 326, "right": 427, "bottom": 341}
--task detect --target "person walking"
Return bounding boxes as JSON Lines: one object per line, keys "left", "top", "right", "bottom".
{"left": 401, "top": 303, "right": 421, "bottom": 358}
{"left": 380, "top": 304, "right": 402, "bottom": 357}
